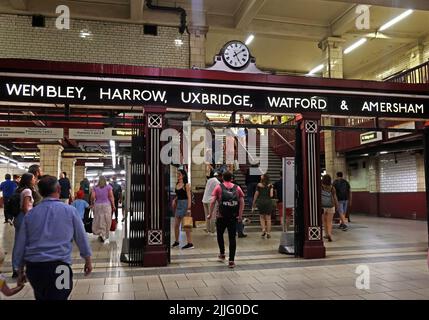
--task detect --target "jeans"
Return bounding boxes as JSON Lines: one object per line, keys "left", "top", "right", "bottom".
{"left": 12, "top": 212, "right": 24, "bottom": 271}
{"left": 26, "top": 261, "right": 73, "bottom": 300}
{"left": 216, "top": 217, "right": 237, "bottom": 262}
{"left": 246, "top": 182, "right": 257, "bottom": 206}
{"left": 114, "top": 198, "right": 120, "bottom": 220}
{"left": 236, "top": 221, "right": 245, "bottom": 235}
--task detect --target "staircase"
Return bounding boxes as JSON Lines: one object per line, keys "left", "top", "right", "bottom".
{"left": 233, "top": 141, "right": 283, "bottom": 228}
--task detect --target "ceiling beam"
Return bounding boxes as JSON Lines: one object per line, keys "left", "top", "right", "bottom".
{"left": 8, "top": 0, "right": 27, "bottom": 10}
{"left": 209, "top": 14, "right": 329, "bottom": 41}
{"left": 234, "top": 0, "right": 267, "bottom": 29}
{"left": 130, "top": 0, "right": 144, "bottom": 21}
{"left": 321, "top": 0, "right": 429, "bottom": 11}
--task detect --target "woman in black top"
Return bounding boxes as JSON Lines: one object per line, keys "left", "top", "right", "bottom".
{"left": 171, "top": 170, "right": 193, "bottom": 249}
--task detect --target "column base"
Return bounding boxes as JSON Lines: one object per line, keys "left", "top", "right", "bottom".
{"left": 142, "top": 245, "right": 168, "bottom": 267}
{"left": 303, "top": 240, "right": 326, "bottom": 259}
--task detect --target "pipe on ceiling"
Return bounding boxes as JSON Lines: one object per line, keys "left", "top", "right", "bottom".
{"left": 146, "top": 0, "right": 188, "bottom": 34}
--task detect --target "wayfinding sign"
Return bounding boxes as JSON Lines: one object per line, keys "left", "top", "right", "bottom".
{"left": 0, "top": 126, "right": 63, "bottom": 139}
{"left": 1, "top": 73, "right": 428, "bottom": 119}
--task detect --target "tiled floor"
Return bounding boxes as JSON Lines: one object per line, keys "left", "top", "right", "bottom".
{"left": 1, "top": 211, "right": 428, "bottom": 300}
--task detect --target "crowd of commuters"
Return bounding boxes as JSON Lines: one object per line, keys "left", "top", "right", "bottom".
{"left": 0, "top": 165, "right": 124, "bottom": 300}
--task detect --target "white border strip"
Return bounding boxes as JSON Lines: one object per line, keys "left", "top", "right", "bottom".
{"left": 1, "top": 72, "right": 428, "bottom": 99}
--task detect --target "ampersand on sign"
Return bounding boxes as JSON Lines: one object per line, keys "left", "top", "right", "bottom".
{"left": 340, "top": 100, "right": 349, "bottom": 111}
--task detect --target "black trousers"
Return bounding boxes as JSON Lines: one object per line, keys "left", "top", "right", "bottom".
{"left": 114, "top": 198, "right": 119, "bottom": 220}
{"left": 26, "top": 261, "right": 73, "bottom": 301}
{"left": 216, "top": 217, "right": 237, "bottom": 262}
{"left": 3, "top": 196, "right": 12, "bottom": 222}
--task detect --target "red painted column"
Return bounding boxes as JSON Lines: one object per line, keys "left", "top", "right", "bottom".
{"left": 142, "top": 108, "right": 168, "bottom": 267}
{"left": 296, "top": 113, "right": 326, "bottom": 259}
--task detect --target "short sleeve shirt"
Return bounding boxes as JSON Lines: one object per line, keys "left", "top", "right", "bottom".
{"left": 20, "top": 188, "right": 34, "bottom": 211}
{"left": 212, "top": 182, "right": 244, "bottom": 201}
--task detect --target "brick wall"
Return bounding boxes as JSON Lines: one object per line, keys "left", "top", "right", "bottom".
{"left": 0, "top": 14, "right": 189, "bottom": 68}
{"left": 379, "top": 153, "right": 417, "bottom": 193}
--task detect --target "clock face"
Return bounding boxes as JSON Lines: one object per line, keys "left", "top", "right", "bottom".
{"left": 222, "top": 41, "right": 250, "bottom": 69}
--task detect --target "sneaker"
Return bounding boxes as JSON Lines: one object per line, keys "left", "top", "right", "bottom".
{"left": 238, "top": 233, "right": 247, "bottom": 238}
{"left": 266, "top": 233, "right": 271, "bottom": 239}
{"left": 104, "top": 239, "right": 110, "bottom": 245}
{"left": 172, "top": 241, "right": 180, "bottom": 248}
{"left": 98, "top": 236, "right": 104, "bottom": 243}
{"left": 8, "top": 220, "right": 13, "bottom": 226}
{"left": 182, "top": 243, "right": 194, "bottom": 249}
{"left": 261, "top": 232, "right": 266, "bottom": 238}
{"left": 228, "top": 261, "right": 236, "bottom": 268}
{"left": 12, "top": 271, "right": 18, "bottom": 278}
{"left": 218, "top": 254, "right": 226, "bottom": 261}
{"left": 327, "top": 235, "right": 333, "bottom": 242}
{"left": 340, "top": 224, "right": 348, "bottom": 231}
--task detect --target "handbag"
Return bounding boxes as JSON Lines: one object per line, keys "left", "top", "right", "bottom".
{"left": 182, "top": 216, "right": 193, "bottom": 229}
{"left": 110, "top": 218, "right": 117, "bottom": 231}
{"left": 84, "top": 209, "right": 93, "bottom": 233}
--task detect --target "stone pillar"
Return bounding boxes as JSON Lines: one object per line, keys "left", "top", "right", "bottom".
{"left": 416, "top": 152, "right": 426, "bottom": 192}
{"left": 189, "top": 25, "right": 208, "bottom": 68}
{"left": 190, "top": 112, "right": 207, "bottom": 192}
{"left": 320, "top": 37, "right": 347, "bottom": 178}
{"left": 38, "top": 144, "right": 63, "bottom": 178}
{"left": 61, "top": 157, "right": 76, "bottom": 194}
{"left": 74, "top": 164, "right": 86, "bottom": 193}
{"left": 296, "top": 113, "right": 325, "bottom": 259}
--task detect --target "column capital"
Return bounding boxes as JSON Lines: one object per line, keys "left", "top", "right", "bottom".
{"left": 188, "top": 25, "right": 209, "bottom": 37}
{"left": 318, "top": 36, "right": 345, "bottom": 51}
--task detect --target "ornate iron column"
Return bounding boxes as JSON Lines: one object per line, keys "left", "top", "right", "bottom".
{"left": 142, "top": 109, "right": 168, "bottom": 267}
{"left": 296, "top": 113, "right": 326, "bottom": 259}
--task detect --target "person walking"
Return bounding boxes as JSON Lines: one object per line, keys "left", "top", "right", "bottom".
{"left": 59, "top": 172, "right": 72, "bottom": 204}
{"left": 245, "top": 166, "right": 260, "bottom": 207}
{"left": 333, "top": 171, "right": 352, "bottom": 229}
{"left": 231, "top": 174, "right": 247, "bottom": 238}
{"left": 71, "top": 190, "right": 90, "bottom": 222}
{"left": 209, "top": 171, "right": 245, "bottom": 268}
{"left": 80, "top": 178, "right": 91, "bottom": 222}
{"left": 13, "top": 175, "right": 92, "bottom": 300}
{"left": 109, "top": 176, "right": 122, "bottom": 222}
{"left": 11, "top": 173, "right": 36, "bottom": 278}
{"left": 252, "top": 174, "right": 274, "bottom": 239}
{"left": 202, "top": 171, "right": 220, "bottom": 235}
{"left": 171, "top": 169, "right": 194, "bottom": 249}
{"left": 273, "top": 173, "right": 283, "bottom": 225}
{"left": 321, "top": 174, "right": 339, "bottom": 242}
{"left": 0, "top": 174, "right": 18, "bottom": 224}
{"left": 91, "top": 176, "right": 116, "bottom": 244}
{"left": 27, "top": 164, "right": 43, "bottom": 206}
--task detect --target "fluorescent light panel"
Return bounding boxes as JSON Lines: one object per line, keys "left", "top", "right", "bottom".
{"left": 344, "top": 38, "right": 367, "bottom": 54}
{"left": 308, "top": 64, "right": 324, "bottom": 75}
{"left": 245, "top": 34, "right": 254, "bottom": 45}
{"left": 379, "top": 9, "right": 413, "bottom": 31}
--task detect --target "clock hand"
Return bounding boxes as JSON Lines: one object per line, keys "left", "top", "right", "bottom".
{"left": 233, "top": 49, "right": 246, "bottom": 57}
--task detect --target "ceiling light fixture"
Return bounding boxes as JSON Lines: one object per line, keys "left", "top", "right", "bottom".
{"left": 379, "top": 9, "right": 413, "bottom": 31}
{"left": 307, "top": 64, "right": 324, "bottom": 75}
{"left": 344, "top": 38, "right": 367, "bottom": 55}
{"left": 245, "top": 34, "right": 254, "bottom": 45}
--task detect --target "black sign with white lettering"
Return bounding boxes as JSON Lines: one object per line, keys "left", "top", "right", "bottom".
{"left": 0, "top": 75, "right": 428, "bottom": 119}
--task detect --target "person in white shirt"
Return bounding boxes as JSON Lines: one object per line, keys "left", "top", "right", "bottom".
{"left": 202, "top": 171, "right": 221, "bottom": 234}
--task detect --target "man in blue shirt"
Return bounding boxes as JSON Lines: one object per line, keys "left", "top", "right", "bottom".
{"left": 0, "top": 174, "right": 17, "bottom": 224}
{"left": 13, "top": 175, "right": 93, "bottom": 300}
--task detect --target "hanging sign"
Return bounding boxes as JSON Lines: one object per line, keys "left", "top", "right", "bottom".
{"left": 387, "top": 122, "right": 415, "bottom": 139}
{"left": 69, "top": 128, "right": 132, "bottom": 141}
{"left": 1, "top": 74, "right": 428, "bottom": 119}
{"left": 0, "top": 126, "right": 63, "bottom": 139}
{"left": 360, "top": 131, "right": 382, "bottom": 144}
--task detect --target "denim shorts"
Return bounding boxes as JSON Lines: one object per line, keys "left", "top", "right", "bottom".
{"left": 176, "top": 199, "right": 188, "bottom": 218}
{"left": 337, "top": 200, "right": 348, "bottom": 215}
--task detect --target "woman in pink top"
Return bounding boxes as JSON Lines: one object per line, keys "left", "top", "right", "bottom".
{"left": 11, "top": 172, "right": 36, "bottom": 277}
{"left": 91, "top": 176, "right": 116, "bottom": 244}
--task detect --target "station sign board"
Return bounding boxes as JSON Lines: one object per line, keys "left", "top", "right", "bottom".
{"left": 0, "top": 126, "right": 63, "bottom": 139}
{"left": 0, "top": 73, "right": 428, "bottom": 119}
{"left": 360, "top": 131, "right": 382, "bottom": 144}
{"left": 69, "top": 128, "right": 132, "bottom": 141}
